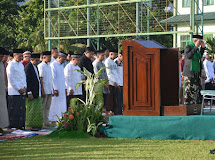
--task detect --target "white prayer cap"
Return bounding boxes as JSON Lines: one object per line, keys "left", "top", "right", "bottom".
{"left": 203, "top": 52, "right": 208, "bottom": 58}
{"left": 23, "top": 51, "right": 31, "bottom": 56}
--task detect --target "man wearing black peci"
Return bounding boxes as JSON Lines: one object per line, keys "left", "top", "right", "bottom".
{"left": 183, "top": 35, "right": 206, "bottom": 105}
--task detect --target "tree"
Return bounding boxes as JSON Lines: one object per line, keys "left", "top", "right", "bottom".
{"left": 206, "top": 37, "right": 215, "bottom": 58}
{"left": 0, "top": 0, "right": 24, "bottom": 49}
{"left": 16, "top": 0, "right": 46, "bottom": 52}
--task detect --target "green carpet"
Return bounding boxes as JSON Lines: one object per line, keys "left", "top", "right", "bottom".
{"left": 100, "top": 115, "right": 215, "bottom": 140}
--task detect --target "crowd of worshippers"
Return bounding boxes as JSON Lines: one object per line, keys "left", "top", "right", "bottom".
{"left": 0, "top": 47, "right": 123, "bottom": 133}
{"left": 179, "top": 34, "right": 214, "bottom": 105}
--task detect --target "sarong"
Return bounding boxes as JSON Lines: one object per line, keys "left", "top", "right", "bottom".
{"left": 8, "top": 95, "right": 26, "bottom": 128}
{"left": 26, "top": 97, "right": 43, "bottom": 128}
{"left": 183, "top": 76, "right": 202, "bottom": 105}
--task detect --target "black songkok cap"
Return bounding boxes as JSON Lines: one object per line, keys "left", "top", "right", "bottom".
{"left": 68, "top": 51, "right": 74, "bottom": 55}
{"left": 109, "top": 49, "right": 118, "bottom": 53}
{"left": 85, "top": 47, "right": 95, "bottom": 52}
{"left": 70, "top": 52, "right": 82, "bottom": 58}
{"left": 95, "top": 49, "right": 105, "bottom": 55}
{"left": 31, "top": 53, "right": 40, "bottom": 58}
{"left": 192, "top": 35, "right": 203, "bottom": 39}
{"left": 59, "top": 52, "right": 68, "bottom": 58}
{"left": 4, "top": 50, "right": 10, "bottom": 55}
{"left": 42, "top": 51, "right": 51, "bottom": 55}
{"left": 180, "top": 50, "right": 184, "bottom": 54}
{"left": 9, "top": 52, "right": 13, "bottom": 57}
{"left": 13, "top": 49, "right": 24, "bottom": 54}
{"left": 0, "top": 47, "right": 6, "bottom": 55}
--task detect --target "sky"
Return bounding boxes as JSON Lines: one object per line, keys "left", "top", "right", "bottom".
{"left": 17, "top": 0, "right": 29, "bottom": 6}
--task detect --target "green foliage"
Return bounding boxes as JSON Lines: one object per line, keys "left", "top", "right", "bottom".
{"left": 0, "top": 0, "right": 173, "bottom": 51}
{"left": 76, "top": 67, "right": 108, "bottom": 107}
{"left": 0, "top": 0, "right": 24, "bottom": 49}
{"left": 87, "top": 118, "right": 103, "bottom": 136}
{"left": 57, "top": 67, "right": 107, "bottom": 135}
{"left": 206, "top": 37, "right": 215, "bottom": 58}
{"left": 16, "top": 0, "right": 46, "bottom": 52}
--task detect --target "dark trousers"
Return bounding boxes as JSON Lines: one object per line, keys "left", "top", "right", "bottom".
{"left": 66, "top": 95, "right": 82, "bottom": 110}
{"left": 106, "top": 86, "right": 123, "bottom": 115}
{"left": 82, "top": 84, "right": 86, "bottom": 102}
{"left": 103, "top": 93, "right": 108, "bottom": 109}
{"left": 205, "top": 82, "right": 213, "bottom": 90}
{"left": 106, "top": 86, "right": 115, "bottom": 112}
{"left": 6, "top": 92, "right": 8, "bottom": 109}
{"left": 114, "top": 86, "right": 123, "bottom": 115}
{"left": 179, "top": 86, "right": 184, "bottom": 104}
{"left": 8, "top": 95, "right": 26, "bottom": 129}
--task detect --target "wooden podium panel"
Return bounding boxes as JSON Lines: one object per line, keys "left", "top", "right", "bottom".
{"left": 123, "top": 40, "right": 161, "bottom": 116}
{"left": 123, "top": 39, "right": 179, "bottom": 116}
{"left": 160, "top": 49, "right": 179, "bottom": 106}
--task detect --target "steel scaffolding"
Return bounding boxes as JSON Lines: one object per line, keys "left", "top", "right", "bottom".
{"left": 44, "top": 0, "right": 204, "bottom": 50}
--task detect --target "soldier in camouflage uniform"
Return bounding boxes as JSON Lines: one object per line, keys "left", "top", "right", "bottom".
{"left": 183, "top": 35, "right": 206, "bottom": 105}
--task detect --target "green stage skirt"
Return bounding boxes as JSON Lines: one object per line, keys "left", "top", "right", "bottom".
{"left": 26, "top": 97, "right": 43, "bottom": 128}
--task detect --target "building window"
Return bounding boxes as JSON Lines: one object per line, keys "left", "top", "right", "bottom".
{"left": 204, "top": 0, "right": 214, "bottom": 6}
{"left": 182, "top": 0, "right": 191, "bottom": 8}
{"left": 180, "top": 35, "right": 190, "bottom": 49}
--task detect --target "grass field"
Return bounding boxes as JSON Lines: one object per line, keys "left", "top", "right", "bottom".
{"left": 1, "top": 135, "right": 215, "bottom": 160}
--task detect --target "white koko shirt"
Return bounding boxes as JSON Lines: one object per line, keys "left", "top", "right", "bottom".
{"left": 203, "top": 59, "right": 214, "bottom": 83}
{"left": 64, "top": 62, "right": 82, "bottom": 95}
{"left": 7, "top": 59, "right": 27, "bottom": 95}
{"left": 38, "top": 62, "right": 53, "bottom": 94}
{"left": 105, "top": 57, "right": 121, "bottom": 86}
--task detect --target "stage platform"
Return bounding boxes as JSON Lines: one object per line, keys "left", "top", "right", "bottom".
{"left": 99, "top": 115, "right": 215, "bottom": 140}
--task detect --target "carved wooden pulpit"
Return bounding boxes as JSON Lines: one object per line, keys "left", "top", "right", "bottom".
{"left": 123, "top": 39, "right": 179, "bottom": 116}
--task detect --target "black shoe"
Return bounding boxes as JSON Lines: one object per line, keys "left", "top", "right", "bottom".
{"left": 31, "top": 128, "right": 40, "bottom": 131}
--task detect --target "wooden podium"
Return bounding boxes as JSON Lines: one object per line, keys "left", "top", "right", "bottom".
{"left": 123, "top": 39, "right": 180, "bottom": 116}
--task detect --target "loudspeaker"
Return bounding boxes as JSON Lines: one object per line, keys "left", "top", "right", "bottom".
{"left": 186, "top": 104, "right": 201, "bottom": 115}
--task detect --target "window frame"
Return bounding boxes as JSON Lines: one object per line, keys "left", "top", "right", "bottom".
{"left": 203, "top": 0, "right": 214, "bottom": 6}
{"left": 180, "top": 35, "right": 190, "bottom": 49}
{"left": 182, "top": 0, "right": 191, "bottom": 8}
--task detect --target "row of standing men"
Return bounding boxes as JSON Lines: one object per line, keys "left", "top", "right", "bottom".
{"left": 0, "top": 47, "right": 123, "bottom": 131}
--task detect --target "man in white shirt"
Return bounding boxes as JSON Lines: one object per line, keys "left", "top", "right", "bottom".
{"left": 203, "top": 53, "right": 214, "bottom": 90}
{"left": 38, "top": 51, "right": 53, "bottom": 126}
{"left": 50, "top": 48, "right": 59, "bottom": 64}
{"left": 0, "top": 47, "right": 9, "bottom": 134}
{"left": 103, "top": 48, "right": 110, "bottom": 62}
{"left": 114, "top": 51, "right": 123, "bottom": 115}
{"left": 25, "top": 53, "right": 43, "bottom": 129}
{"left": 105, "top": 50, "right": 121, "bottom": 115}
{"left": 49, "top": 52, "right": 67, "bottom": 123}
{"left": 7, "top": 49, "right": 27, "bottom": 129}
{"left": 62, "top": 51, "right": 72, "bottom": 68}
{"left": 64, "top": 52, "right": 83, "bottom": 109}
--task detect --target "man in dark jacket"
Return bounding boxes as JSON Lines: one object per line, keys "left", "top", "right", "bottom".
{"left": 25, "top": 53, "right": 43, "bottom": 129}
{"left": 79, "top": 47, "right": 95, "bottom": 101}
{"left": 183, "top": 35, "right": 206, "bottom": 105}
{"left": 79, "top": 47, "right": 95, "bottom": 74}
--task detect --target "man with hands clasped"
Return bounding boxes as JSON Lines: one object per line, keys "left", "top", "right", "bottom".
{"left": 49, "top": 52, "right": 67, "bottom": 123}
{"left": 25, "top": 53, "right": 43, "bottom": 129}
{"left": 38, "top": 51, "right": 53, "bottom": 127}
{"left": 7, "top": 49, "right": 27, "bottom": 129}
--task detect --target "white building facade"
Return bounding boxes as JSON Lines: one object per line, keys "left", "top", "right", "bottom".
{"left": 162, "top": 0, "right": 215, "bottom": 49}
